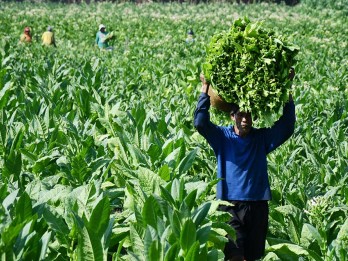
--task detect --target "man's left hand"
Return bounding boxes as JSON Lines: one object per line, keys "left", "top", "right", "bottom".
{"left": 288, "top": 67, "right": 295, "bottom": 81}
{"left": 200, "top": 73, "right": 210, "bottom": 94}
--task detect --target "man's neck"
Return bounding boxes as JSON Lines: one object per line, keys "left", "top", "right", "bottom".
{"left": 234, "top": 126, "right": 250, "bottom": 137}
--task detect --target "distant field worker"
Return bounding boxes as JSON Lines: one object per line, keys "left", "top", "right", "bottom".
{"left": 186, "top": 29, "right": 195, "bottom": 43}
{"left": 20, "top": 27, "right": 32, "bottom": 43}
{"left": 42, "top": 26, "right": 56, "bottom": 47}
{"left": 96, "top": 24, "right": 113, "bottom": 51}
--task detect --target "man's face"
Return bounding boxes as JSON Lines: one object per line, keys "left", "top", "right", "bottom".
{"left": 232, "top": 111, "right": 253, "bottom": 137}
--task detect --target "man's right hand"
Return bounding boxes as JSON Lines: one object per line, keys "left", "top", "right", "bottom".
{"left": 288, "top": 68, "right": 295, "bottom": 101}
{"left": 200, "top": 73, "right": 210, "bottom": 94}
{"left": 288, "top": 67, "right": 295, "bottom": 81}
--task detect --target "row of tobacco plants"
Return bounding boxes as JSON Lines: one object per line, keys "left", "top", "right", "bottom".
{"left": 0, "top": 1, "right": 347, "bottom": 260}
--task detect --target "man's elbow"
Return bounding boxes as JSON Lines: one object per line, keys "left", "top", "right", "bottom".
{"left": 285, "top": 105, "right": 296, "bottom": 135}
{"left": 194, "top": 118, "right": 207, "bottom": 134}
{"left": 194, "top": 120, "right": 203, "bottom": 131}
{"left": 291, "top": 113, "right": 296, "bottom": 132}
{"left": 287, "top": 118, "right": 296, "bottom": 138}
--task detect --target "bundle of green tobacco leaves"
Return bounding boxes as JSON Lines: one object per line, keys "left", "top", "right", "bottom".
{"left": 202, "top": 17, "right": 299, "bottom": 122}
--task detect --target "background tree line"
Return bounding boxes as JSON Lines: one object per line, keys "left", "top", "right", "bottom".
{"left": 2, "top": 0, "right": 300, "bottom": 6}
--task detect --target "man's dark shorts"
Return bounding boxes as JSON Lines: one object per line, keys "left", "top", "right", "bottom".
{"left": 219, "top": 200, "right": 269, "bottom": 261}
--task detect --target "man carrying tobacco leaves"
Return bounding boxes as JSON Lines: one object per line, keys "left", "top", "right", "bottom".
{"left": 194, "top": 68, "right": 295, "bottom": 261}
{"left": 96, "top": 24, "right": 114, "bottom": 51}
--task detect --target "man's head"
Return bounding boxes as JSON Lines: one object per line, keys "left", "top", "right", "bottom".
{"left": 99, "top": 24, "right": 106, "bottom": 32}
{"left": 47, "top": 26, "right": 53, "bottom": 32}
{"left": 231, "top": 107, "right": 253, "bottom": 137}
{"left": 24, "top": 27, "right": 30, "bottom": 33}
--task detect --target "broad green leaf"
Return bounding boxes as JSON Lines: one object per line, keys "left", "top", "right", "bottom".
{"left": 142, "top": 195, "right": 161, "bottom": 229}
{"left": 300, "top": 223, "right": 322, "bottom": 248}
{"left": 164, "top": 147, "right": 181, "bottom": 168}
{"left": 263, "top": 252, "right": 280, "bottom": 260}
{"left": 177, "top": 148, "right": 198, "bottom": 175}
{"left": 160, "top": 185, "right": 176, "bottom": 208}
{"left": 192, "top": 202, "right": 211, "bottom": 227}
{"left": 196, "top": 225, "right": 211, "bottom": 244}
{"left": 1, "top": 221, "right": 26, "bottom": 246}
{"left": 198, "top": 245, "right": 208, "bottom": 261}
{"left": 180, "top": 219, "right": 196, "bottom": 254}
{"left": 207, "top": 249, "right": 219, "bottom": 261}
{"left": 3, "top": 149, "right": 22, "bottom": 178}
{"left": 144, "top": 226, "right": 157, "bottom": 261}
{"left": 158, "top": 164, "right": 171, "bottom": 181}
{"left": 129, "top": 224, "right": 145, "bottom": 258}
{"left": 148, "top": 240, "right": 162, "bottom": 261}
{"left": 212, "top": 221, "right": 236, "bottom": 241}
{"left": 184, "top": 241, "right": 200, "bottom": 261}
{"left": 337, "top": 218, "right": 348, "bottom": 242}
{"left": 287, "top": 215, "right": 300, "bottom": 245}
{"left": 170, "top": 210, "right": 182, "bottom": 238}
{"left": 136, "top": 166, "right": 163, "bottom": 195}
{"left": 2, "top": 189, "right": 19, "bottom": 214}
{"left": 266, "top": 243, "right": 322, "bottom": 261}
{"left": 164, "top": 242, "right": 179, "bottom": 261}
{"left": 15, "top": 192, "right": 33, "bottom": 224}
{"left": 0, "top": 81, "right": 12, "bottom": 110}
{"left": 13, "top": 220, "right": 35, "bottom": 257}
{"left": 39, "top": 231, "right": 52, "bottom": 261}
{"left": 110, "top": 225, "right": 129, "bottom": 247}
{"left": 171, "top": 179, "right": 181, "bottom": 202}
{"left": 184, "top": 189, "right": 197, "bottom": 211}
{"left": 88, "top": 196, "right": 110, "bottom": 238}
{"left": 127, "top": 143, "right": 149, "bottom": 167}
{"left": 161, "top": 139, "right": 175, "bottom": 158}
{"left": 20, "top": 148, "right": 38, "bottom": 162}
{"left": 74, "top": 213, "right": 105, "bottom": 261}
{"left": 207, "top": 231, "right": 228, "bottom": 249}
{"left": 42, "top": 206, "right": 70, "bottom": 245}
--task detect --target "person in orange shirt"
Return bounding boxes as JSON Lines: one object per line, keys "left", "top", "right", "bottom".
{"left": 20, "top": 27, "right": 32, "bottom": 43}
{"left": 42, "top": 26, "right": 56, "bottom": 47}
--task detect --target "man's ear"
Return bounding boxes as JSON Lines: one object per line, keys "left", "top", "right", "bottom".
{"left": 230, "top": 114, "right": 235, "bottom": 121}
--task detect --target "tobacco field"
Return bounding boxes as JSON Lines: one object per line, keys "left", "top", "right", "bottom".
{"left": 0, "top": 1, "right": 347, "bottom": 260}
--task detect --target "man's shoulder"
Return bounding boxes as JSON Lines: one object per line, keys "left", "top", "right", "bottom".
{"left": 219, "top": 125, "right": 235, "bottom": 136}
{"left": 250, "top": 127, "right": 266, "bottom": 135}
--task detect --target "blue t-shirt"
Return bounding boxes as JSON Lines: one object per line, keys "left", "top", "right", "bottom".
{"left": 96, "top": 31, "right": 109, "bottom": 49}
{"left": 194, "top": 93, "right": 295, "bottom": 201}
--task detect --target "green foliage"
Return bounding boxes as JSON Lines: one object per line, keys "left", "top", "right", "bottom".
{"left": 203, "top": 17, "right": 299, "bottom": 123}
{"left": 123, "top": 178, "right": 230, "bottom": 260}
{"left": 0, "top": 1, "right": 347, "bottom": 260}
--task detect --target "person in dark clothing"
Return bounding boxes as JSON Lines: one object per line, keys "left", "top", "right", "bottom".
{"left": 186, "top": 29, "right": 195, "bottom": 43}
{"left": 194, "top": 70, "right": 296, "bottom": 261}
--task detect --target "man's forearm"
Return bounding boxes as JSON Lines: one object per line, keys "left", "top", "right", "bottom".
{"left": 194, "top": 93, "right": 211, "bottom": 129}
{"left": 195, "top": 74, "right": 212, "bottom": 130}
{"left": 200, "top": 74, "right": 210, "bottom": 94}
{"left": 201, "top": 83, "right": 209, "bottom": 94}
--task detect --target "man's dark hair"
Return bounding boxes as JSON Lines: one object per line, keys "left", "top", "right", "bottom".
{"left": 230, "top": 104, "right": 240, "bottom": 116}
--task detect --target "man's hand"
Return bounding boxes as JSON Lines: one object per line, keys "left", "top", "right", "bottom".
{"left": 288, "top": 68, "right": 295, "bottom": 101}
{"left": 200, "top": 73, "right": 210, "bottom": 94}
{"left": 288, "top": 67, "right": 295, "bottom": 81}
{"left": 289, "top": 93, "right": 293, "bottom": 101}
